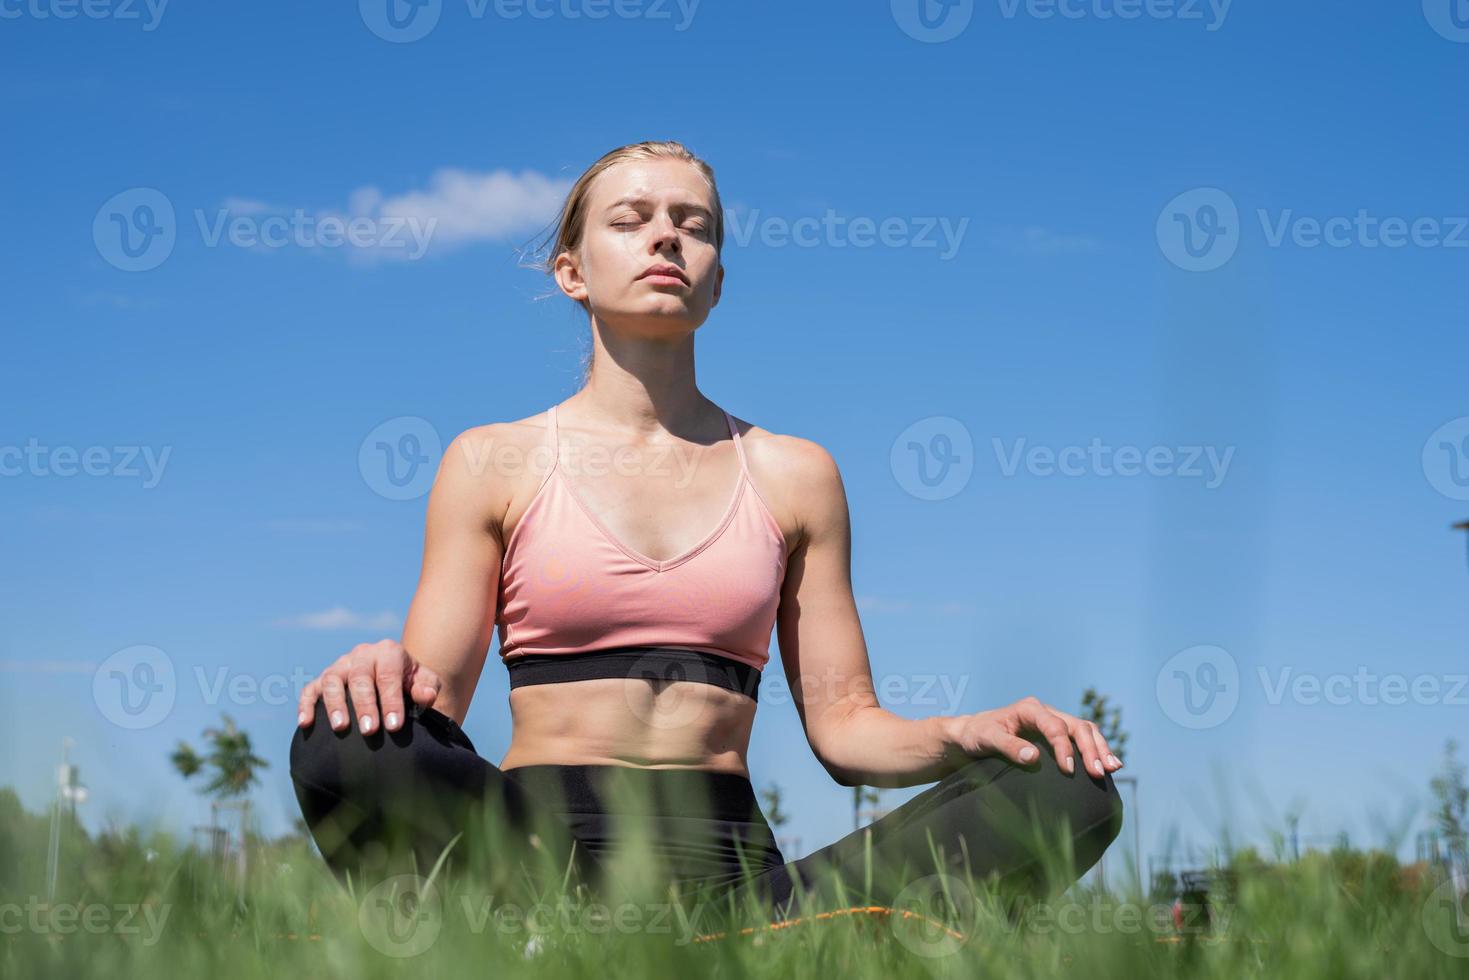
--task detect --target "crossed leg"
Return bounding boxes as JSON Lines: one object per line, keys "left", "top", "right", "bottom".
{"left": 712, "top": 735, "right": 1125, "bottom": 929}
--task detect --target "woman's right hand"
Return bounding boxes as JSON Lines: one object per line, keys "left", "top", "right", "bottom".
{"left": 296, "top": 639, "right": 444, "bottom": 735}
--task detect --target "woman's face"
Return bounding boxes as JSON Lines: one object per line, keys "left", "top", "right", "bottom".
{"left": 557, "top": 158, "right": 723, "bottom": 332}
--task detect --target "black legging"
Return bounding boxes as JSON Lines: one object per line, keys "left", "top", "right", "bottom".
{"left": 289, "top": 698, "right": 1123, "bottom": 932}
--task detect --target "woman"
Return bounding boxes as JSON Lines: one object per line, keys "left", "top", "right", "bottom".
{"left": 288, "top": 140, "right": 1124, "bottom": 935}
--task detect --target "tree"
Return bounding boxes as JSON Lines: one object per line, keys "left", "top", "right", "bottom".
{"left": 1430, "top": 738, "right": 1468, "bottom": 872}
{"left": 171, "top": 715, "right": 268, "bottom": 799}
{"left": 1080, "top": 687, "right": 1129, "bottom": 763}
{"left": 852, "top": 785, "right": 881, "bottom": 831}
{"left": 171, "top": 714, "right": 269, "bottom": 896}
{"left": 759, "top": 782, "right": 788, "bottom": 832}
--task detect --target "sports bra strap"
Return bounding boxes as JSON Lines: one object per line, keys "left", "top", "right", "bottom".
{"left": 724, "top": 410, "right": 749, "bottom": 476}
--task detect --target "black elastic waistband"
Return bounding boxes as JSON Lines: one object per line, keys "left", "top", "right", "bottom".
{"left": 504, "top": 645, "right": 761, "bottom": 702}
{"left": 502, "top": 763, "right": 761, "bottom": 821}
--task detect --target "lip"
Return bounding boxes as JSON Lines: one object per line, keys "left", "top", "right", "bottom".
{"left": 638, "top": 264, "right": 688, "bottom": 285}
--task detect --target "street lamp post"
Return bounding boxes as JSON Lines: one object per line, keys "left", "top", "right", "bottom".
{"left": 1112, "top": 775, "right": 1142, "bottom": 894}
{"left": 45, "top": 738, "right": 88, "bottom": 901}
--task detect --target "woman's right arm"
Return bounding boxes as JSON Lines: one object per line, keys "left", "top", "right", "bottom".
{"left": 296, "top": 426, "right": 509, "bottom": 733}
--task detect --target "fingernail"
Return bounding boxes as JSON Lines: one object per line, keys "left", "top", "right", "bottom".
{"left": 1064, "top": 756, "right": 1075, "bottom": 774}
{"left": 1019, "top": 746, "right": 1038, "bottom": 762}
{"left": 386, "top": 712, "right": 399, "bottom": 730}
{"left": 360, "top": 715, "right": 375, "bottom": 734}
{"left": 1093, "top": 758, "right": 1105, "bottom": 775}
{"left": 1107, "top": 754, "right": 1121, "bottom": 768}
{"left": 298, "top": 712, "right": 308, "bottom": 726}
{"left": 331, "top": 711, "right": 344, "bottom": 728}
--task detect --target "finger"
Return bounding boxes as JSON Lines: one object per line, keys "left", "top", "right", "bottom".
{"left": 1067, "top": 716, "right": 1109, "bottom": 779}
{"left": 978, "top": 728, "right": 1044, "bottom": 766}
{"left": 321, "top": 670, "right": 351, "bottom": 732}
{"left": 406, "top": 661, "right": 443, "bottom": 708}
{"left": 296, "top": 678, "right": 321, "bottom": 727}
{"left": 1087, "top": 725, "right": 1123, "bottom": 772}
{"left": 1044, "top": 702, "right": 1122, "bottom": 773}
{"left": 346, "top": 657, "right": 382, "bottom": 735}
{"left": 1015, "top": 699, "right": 1075, "bottom": 774}
{"left": 376, "top": 647, "right": 408, "bottom": 732}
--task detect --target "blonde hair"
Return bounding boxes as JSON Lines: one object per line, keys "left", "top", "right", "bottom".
{"left": 522, "top": 140, "right": 725, "bottom": 385}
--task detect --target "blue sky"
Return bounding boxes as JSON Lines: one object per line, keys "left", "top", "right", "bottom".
{"left": 3, "top": 1, "right": 1468, "bottom": 884}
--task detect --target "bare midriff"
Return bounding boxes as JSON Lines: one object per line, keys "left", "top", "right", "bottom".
{"left": 497, "top": 677, "right": 757, "bottom": 776}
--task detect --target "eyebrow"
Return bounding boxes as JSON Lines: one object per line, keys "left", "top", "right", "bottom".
{"left": 603, "top": 195, "right": 713, "bottom": 218}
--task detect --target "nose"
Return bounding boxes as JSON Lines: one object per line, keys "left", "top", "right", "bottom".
{"left": 648, "top": 210, "right": 681, "bottom": 254}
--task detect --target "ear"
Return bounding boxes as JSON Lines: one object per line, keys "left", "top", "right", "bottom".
{"left": 553, "top": 250, "right": 587, "bottom": 304}
{"left": 710, "top": 261, "right": 724, "bottom": 308}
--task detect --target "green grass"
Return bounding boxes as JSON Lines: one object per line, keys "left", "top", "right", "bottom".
{"left": 3, "top": 785, "right": 1465, "bottom": 979}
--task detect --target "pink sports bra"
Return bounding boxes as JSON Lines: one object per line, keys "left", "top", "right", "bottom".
{"left": 494, "top": 403, "right": 787, "bottom": 700}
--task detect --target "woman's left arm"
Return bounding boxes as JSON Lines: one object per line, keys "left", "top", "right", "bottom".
{"left": 771, "top": 438, "right": 1123, "bottom": 789}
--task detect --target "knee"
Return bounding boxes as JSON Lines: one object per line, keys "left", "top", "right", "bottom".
{"left": 288, "top": 699, "right": 348, "bottom": 796}
{"left": 1014, "top": 735, "right": 1125, "bottom": 851}
{"left": 288, "top": 697, "right": 416, "bottom": 799}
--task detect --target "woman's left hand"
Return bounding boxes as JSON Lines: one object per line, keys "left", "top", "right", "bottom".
{"left": 942, "top": 696, "right": 1125, "bottom": 778}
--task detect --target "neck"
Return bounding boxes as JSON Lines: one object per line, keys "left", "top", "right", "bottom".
{"left": 575, "top": 315, "right": 715, "bottom": 437}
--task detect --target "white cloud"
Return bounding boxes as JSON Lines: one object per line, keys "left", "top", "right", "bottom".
{"left": 217, "top": 167, "right": 573, "bottom": 263}
{"left": 272, "top": 607, "right": 400, "bottom": 630}
{"left": 349, "top": 167, "right": 573, "bottom": 252}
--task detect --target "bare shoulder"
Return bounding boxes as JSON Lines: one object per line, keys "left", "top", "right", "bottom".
{"left": 729, "top": 416, "right": 848, "bottom": 546}
{"left": 436, "top": 410, "right": 555, "bottom": 540}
